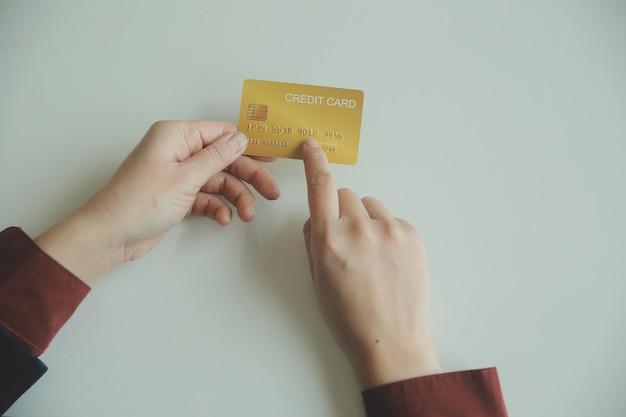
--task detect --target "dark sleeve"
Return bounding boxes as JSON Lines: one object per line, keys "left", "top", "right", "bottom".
{"left": 0, "top": 325, "right": 48, "bottom": 414}
{"left": 0, "top": 227, "right": 90, "bottom": 415}
{"left": 362, "top": 368, "right": 508, "bottom": 417}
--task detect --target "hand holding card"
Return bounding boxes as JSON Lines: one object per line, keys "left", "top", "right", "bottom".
{"left": 238, "top": 79, "right": 364, "bottom": 165}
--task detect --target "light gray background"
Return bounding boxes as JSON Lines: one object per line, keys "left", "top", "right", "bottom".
{"left": 1, "top": 1, "right": 625, "bottom": 416}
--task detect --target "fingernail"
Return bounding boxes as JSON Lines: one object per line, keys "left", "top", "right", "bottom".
{"left": 229, "top": 132, "right": 248, "bottom": 152}
{"left": 304, "top": 138, "right": 319, "bottom": 148}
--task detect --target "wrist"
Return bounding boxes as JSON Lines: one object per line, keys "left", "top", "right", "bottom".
{"left": 35, "top": 195, "right": 126, "bottom": 285}
{"left": 352, "top": 334, "right": 442, "bottom": 390}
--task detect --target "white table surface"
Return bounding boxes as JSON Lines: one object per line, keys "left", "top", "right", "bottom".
{"left": 2, "top": 1, "right": 625, "bottom": 416}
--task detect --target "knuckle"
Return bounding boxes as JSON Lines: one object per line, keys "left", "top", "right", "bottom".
{"left": 204, "top": 198, "right": 220, "bottom": 219}
{"left": 317, "top": 230, "right": 344, "bottom": 258}
{"left": 382, "top": 221, "right": 402, "bottom": 241}
{"left": 147, "top": 120, "right": 181, "bottom": 143}
{"left": 149, "top": 120, "right": 171, "bottom": 132}
{"left": 348, "top": 218, "right": 375, "bottom": 243}
{"left": 204, "top": 143, "right": 232, "bottom": 166}
{"left": 246, "top": 165, "right": 267, "bottom": 188}
{"left": 150, "top": 120, "right": 165, "bottom": 129}
{"left": 302, "top": 218, "right": 312, "bottom": 235}
{"left": 308, "top": 171, "right": 336, "bottom": 188}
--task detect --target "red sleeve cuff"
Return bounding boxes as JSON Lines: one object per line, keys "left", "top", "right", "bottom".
{"left": 362, "top": 367, "right": 508, "bottom": 417}
{"left": 0, "top": 227, "right": 90, "bottom": 356}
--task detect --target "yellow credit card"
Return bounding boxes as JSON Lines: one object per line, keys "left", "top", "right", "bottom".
{"left": 238, "top": 79, "right": 364, "bottom": 164}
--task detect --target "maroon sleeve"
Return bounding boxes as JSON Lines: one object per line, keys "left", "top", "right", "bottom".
{"left": 0, "top": 227, "right": 90, "bottom": 356}
{"left": 362, "top": 367, "right": 508, "bottom": 417}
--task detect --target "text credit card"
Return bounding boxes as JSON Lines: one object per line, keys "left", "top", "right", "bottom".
{"left": 238, "top": 79, "right": 364, "bottom": 164}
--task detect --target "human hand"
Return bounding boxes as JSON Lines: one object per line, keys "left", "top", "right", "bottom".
{"left": 88, "top": 120, "right": 279, "bottom": 258}
{"left": 35, "top": 120, "right": 279, "bottom": 284}
{"left": 301, "top": 139, "right": 441, "bottom": 389}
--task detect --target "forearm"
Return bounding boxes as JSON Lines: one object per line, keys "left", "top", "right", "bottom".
{"left": 34, "top": 197, "right": 124, "bottom": 286}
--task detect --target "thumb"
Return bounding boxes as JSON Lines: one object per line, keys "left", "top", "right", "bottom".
{"left": 183, "top": 131, "right": 248, "bottom": 186}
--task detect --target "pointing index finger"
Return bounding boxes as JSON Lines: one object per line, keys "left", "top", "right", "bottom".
{"left": 303, "top": 138, "right": 339, "bottom": 224}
